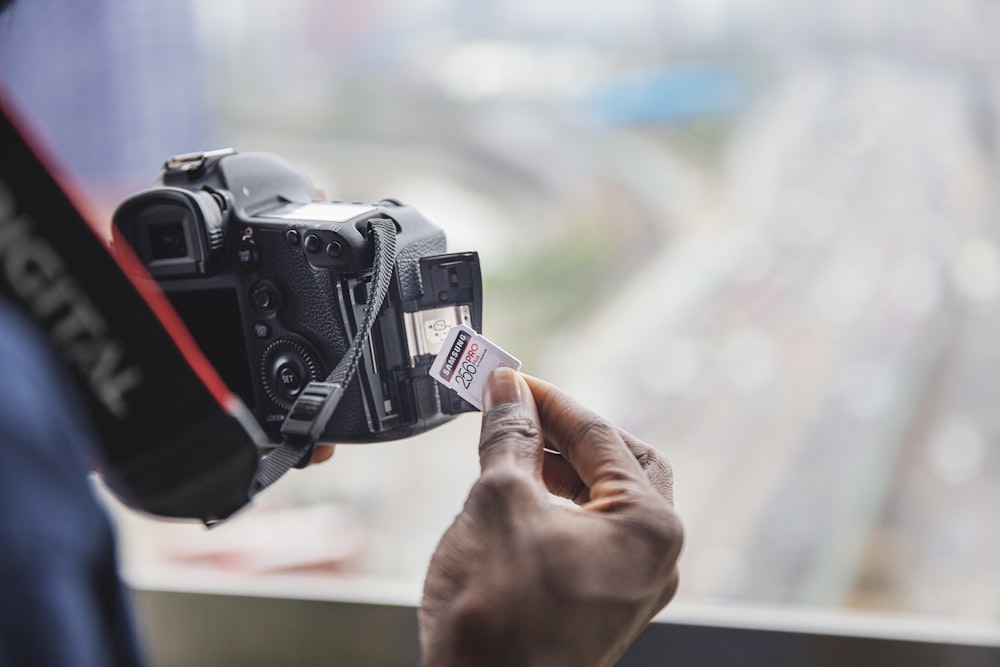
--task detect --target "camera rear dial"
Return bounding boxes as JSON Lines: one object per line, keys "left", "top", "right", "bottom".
{"left": 260, "top": 337, "right": 323, "bottom": 409}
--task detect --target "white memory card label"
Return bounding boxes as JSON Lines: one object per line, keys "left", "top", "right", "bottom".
{"left": 429, "top": 324, "right": 522, "bottom": 410}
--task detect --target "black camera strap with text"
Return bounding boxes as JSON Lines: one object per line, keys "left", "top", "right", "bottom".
{"left": 0, "top": 90, "right": 364, "bottom": 523}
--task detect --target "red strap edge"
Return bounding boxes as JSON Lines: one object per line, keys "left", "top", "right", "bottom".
{"left": 0, "top": 87, "right": 235, "bottom": 409}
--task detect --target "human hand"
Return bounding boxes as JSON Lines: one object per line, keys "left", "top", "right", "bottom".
{"left": 419, "top": 368, "right": 683, "bottom": 667}
{"left": 309, "top": 444, "right": 335, "bottom": 464}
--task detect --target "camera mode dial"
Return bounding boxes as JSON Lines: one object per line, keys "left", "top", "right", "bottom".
{"left": 260, "top": 338, "right": 323, "bottom": 409}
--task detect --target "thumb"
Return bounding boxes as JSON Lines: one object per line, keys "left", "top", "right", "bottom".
{"left": 478, "top": 368, "right": 544, "bottom": 478}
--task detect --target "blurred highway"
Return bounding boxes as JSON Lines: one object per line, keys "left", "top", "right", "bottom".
{"left": 547, "top": 57, "right": 1000, "bottom": 617}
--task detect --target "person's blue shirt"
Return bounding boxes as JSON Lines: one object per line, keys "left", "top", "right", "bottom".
{"left": 0, "top": 296, "right": 143, "bottom": 666}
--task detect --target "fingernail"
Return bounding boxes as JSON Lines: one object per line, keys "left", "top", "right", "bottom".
{"left": 483, "top": 367, "right": 519, "bottom": 413}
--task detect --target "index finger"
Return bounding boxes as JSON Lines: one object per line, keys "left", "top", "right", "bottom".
{"left": 620, "top": 432, "right": 675, "bottom": 507}
{"left": 522, "top": 374, "right": 647, "bottom": 502}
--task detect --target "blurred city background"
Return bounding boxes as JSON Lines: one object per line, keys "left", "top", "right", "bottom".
{"left": 3, "top": 0, "right": 1000, "bottom": 629}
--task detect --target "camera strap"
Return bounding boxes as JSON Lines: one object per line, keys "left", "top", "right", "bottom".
{"left": 253, "top": 217, "right": 398, "bottom": 491}
{"left": 0, "top": 91, "right": 266, "bottom": 523}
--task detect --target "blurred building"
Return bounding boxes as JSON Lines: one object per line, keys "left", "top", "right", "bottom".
{"left": 0, "top": 0, "right": 210, "bottom": 213}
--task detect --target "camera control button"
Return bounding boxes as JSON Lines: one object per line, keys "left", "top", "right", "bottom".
{"left": 260, "top": 338, "right": 322, "bottom": 409}
{"left": 236, "top": 240, "right": 260, "bottom": 270}
{"left": 285, "top": 229, "right": 301, "bottom": 246}
{"left": 253, "top": 322, "right": 271, "bottom": 339}
{"left": 304, "top": 234, "right": 321, "bottom": 253}
{"left": 251, "top": 282, "right": 279, "bottom": 312}
{"left": 276, "top": 363, "right": 303, "bottom": 394}
{"left": 326, "top": 241, "right": 343, "bottom": 258}
{"left": 253, "top": 288, "right": 273, "bottom": 309}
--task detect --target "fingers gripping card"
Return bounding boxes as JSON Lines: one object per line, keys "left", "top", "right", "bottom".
{"left": 429, "top": 324, "right": 521, "bottom": 410}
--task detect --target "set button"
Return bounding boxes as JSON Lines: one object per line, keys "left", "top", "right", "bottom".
{"left": 260, "top": 338, "right": 322, "bottom": 408}
{"left": 276, "top": 363, "right": 303, "bottom": 394}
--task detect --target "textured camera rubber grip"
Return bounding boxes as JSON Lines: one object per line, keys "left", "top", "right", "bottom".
{"left": 254, "top": 218, "right": 398, "bottom": 492}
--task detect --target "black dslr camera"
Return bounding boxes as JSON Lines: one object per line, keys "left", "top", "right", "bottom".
{"left": 112, "top": 149, "right": 481, "bottom": 446}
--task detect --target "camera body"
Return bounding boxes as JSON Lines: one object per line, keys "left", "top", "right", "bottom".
{"left": 113, "top": 149, "right": 481, "bottom": 444}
